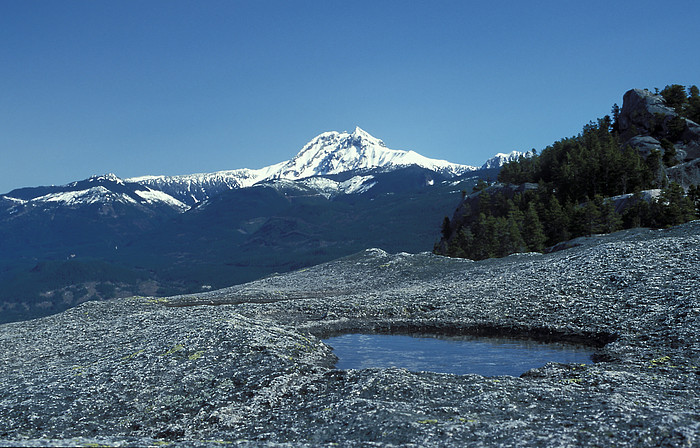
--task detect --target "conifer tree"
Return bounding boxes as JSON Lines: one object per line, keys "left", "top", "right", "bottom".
{"left": 441, "top": 216, "right": 451, "bottom": 240}
{"left": 523, "top": 202, "right": 546, "bottom": 251}
{"left": 440, "top": 95, "right": 698, "bottom": 262}
{"left": 688, "top": 184, "right": 700, "bottom": 215}
{"left": 543, "top": 195, "right": 569, "bottom": 245}
{"left": 686, "top": 86, "right": 700, "bottom": 123}
{"left": 572, "top": 198, "right": 602, "bottom": 237}
{"left": 595, "top": 195, "right": 622, "bottom": 233}
{"left": 498, "top": 215, "right": 525, "bottom": 257}
{"left": 654, "top": 183, "right": 697, "bottom": 227}
{"left": 660, "top": 84, "right": 687, "bottom": 114}
{"left": 611, "top": 103, "right": 621, "bottom": 134}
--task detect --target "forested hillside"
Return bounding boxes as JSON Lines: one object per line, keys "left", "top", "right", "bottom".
{"left": 436, "top": 85, "right": 700, "bottom": 260}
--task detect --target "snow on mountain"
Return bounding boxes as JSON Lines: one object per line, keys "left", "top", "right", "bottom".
{"left": 338, "top": 175, "right": 377, "bottom": 195}
{"left": 81, "top": 173, "right": 125, "bottom": 186}
{"left": 127, "top": 127, "right": 476, "bottom": 205}
{"left": 133, "top": 189, "right": 190, "bottom": 211}
{"left": 269, "top": 127, "right": 477, "bottom": 180}
{"left": 3, "top": 128, "right": 513, "bottom": 213}
{"left": 261, "top": 175, "right": 378, "bottom": 199}
{"left": 128, "top": 163, "right": 285, "bottom": 206}
{"left": 480, "top": 150, "right": 532, "bottom": 170}
{"left": 1, "top": 196, "right": 27, "bottom": 205}
{"left": 1, "top": 174, "right": 188, "bottom": 212}
{"left": 34, "top": 186, "right": 136, "bottom": 206}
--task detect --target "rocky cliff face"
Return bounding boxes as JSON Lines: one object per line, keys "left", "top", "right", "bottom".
{"left": 619, "top": 88, "right": 700, "bottom": 187}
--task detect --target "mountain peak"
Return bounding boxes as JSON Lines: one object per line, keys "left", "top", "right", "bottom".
{"left": 349, "top": 126, "right": 386, "bottom": 148}
{"left": 66, "top": 173, "right": 125, "bottom": 189}
{"left": 269, "top": 128, "right": 474, "bottom": 180}
{"left": 480, "top": 151, "right": 531, "bottom": 170}
{"left": 87, "top": 173, "right": 123, "bottom": 184}
{"left": 127, "top": 128, "right": 478, "bottom": 205}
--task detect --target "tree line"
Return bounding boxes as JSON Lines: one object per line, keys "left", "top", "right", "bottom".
{"left": 438, "top": 90, "right": 700, "bottom": 260}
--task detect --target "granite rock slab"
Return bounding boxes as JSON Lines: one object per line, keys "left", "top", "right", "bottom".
{"left": 1, "top": 222, "right": 699, "bottom": 446}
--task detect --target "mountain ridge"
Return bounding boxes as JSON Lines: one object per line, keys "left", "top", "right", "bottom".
{"left": 0, "top": 126, "right": 521, "bottom": 323}
{"left": 0, "top": 174, "right": 188, "bottom": 214}
{"left": 124, "top": 127, "right": 481, "bottom": 205}
{"left": 480, "top": 150, "right": 532, "bottom": 170}
{"left": 3, "top": 127, "right": 516, "bottom": 207}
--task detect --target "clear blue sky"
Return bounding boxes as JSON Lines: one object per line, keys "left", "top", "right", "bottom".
{"left": 2, "top": 0, "right": 699, "bottom": 193}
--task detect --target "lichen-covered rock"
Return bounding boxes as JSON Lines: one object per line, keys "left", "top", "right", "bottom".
{"left": 668, "top": 158, "right": 700, "bottom": 191}
{"left": 1, "top": 222, "right": 700, "bottom": 447}
{"left": 625, "top": 135, "right": 663, "bottom": 159}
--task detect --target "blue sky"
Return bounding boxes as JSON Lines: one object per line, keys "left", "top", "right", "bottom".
{"left": 2, "top": 0, "right": 699, "bottom": 193}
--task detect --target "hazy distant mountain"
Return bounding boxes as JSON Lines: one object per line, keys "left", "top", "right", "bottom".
{"left": 2, "top": 127, "right": 511, "bottom": 210}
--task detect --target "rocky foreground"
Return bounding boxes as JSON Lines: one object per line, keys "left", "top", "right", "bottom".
{"left": 1, "top": 223, "right": 699, "bottom": 447}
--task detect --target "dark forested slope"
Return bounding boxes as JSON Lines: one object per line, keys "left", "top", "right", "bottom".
{"left": 436, "top": 85, "right": 700, "bottom": 260}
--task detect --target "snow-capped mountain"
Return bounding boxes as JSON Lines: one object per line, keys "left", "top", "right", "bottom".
{"left": 0, "top": 127, "right": 498, "bottom": 324}
{"left": 2, "top": 127, "right": 515, "bottom": 214}
{"left": 480, "top": 150, "right": 532, "bottom": 170}
{"left": 127, "top": 167, "right": 278, "bottom": 207}
{"left": 270, "top": 127, "right": 476, "bottom": 180}
{"left": 1, "top": 173, "right": 188, "bottom": 214}
{"left": 128, "top": 127, "right": 477, "bottom": 205}
{"left": 256, "top": 175, "right": 378, "bottom": 200}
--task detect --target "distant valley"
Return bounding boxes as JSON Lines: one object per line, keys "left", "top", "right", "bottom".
{"left": 0, "top": 127, "right": 519, "bottom": 323}
{"left": 5, "top": 85, "right": 698, "bottom": 325}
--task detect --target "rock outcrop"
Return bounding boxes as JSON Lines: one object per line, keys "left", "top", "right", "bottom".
{"left": 1, "top": 221, "right": 699, "bottom": 447}
{"left": 619, "top": 88, "right": 700, "bottom": 187}
{"left": 668, "top": 157, "right": 700, "bottom": 190}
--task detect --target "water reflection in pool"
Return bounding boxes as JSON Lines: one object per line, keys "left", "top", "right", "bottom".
{"left": 323, "top": 333, "right": 595, "bottom": 377}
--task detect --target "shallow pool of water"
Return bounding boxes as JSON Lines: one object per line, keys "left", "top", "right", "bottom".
{"left": 323, "top": 333, "right": 595, "bottom": 376}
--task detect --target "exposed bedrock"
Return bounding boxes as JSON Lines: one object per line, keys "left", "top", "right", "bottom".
{"left": 619, "top": 88, "right": 700, "bottom": 188}
{"left": 1, "top": 222, "right": 699, "bottom": 447}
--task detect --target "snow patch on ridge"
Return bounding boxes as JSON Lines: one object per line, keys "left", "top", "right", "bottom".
{"left": 134, "top": 189, "right": 188, "bottom": 211}
{"left": 35, "top": 187, "right": 137, "bottom": 206}
{"left": 1, "top": 196, "right": 27, "bottom": 205}
{"left": 340, "top": 175, "right": 376, "bottom": 195}
{"left": 261, "top": 175, "right": 378, "bottom": 199}
{"left": 299, "top": 175, "right": 376, "bottom": 196}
